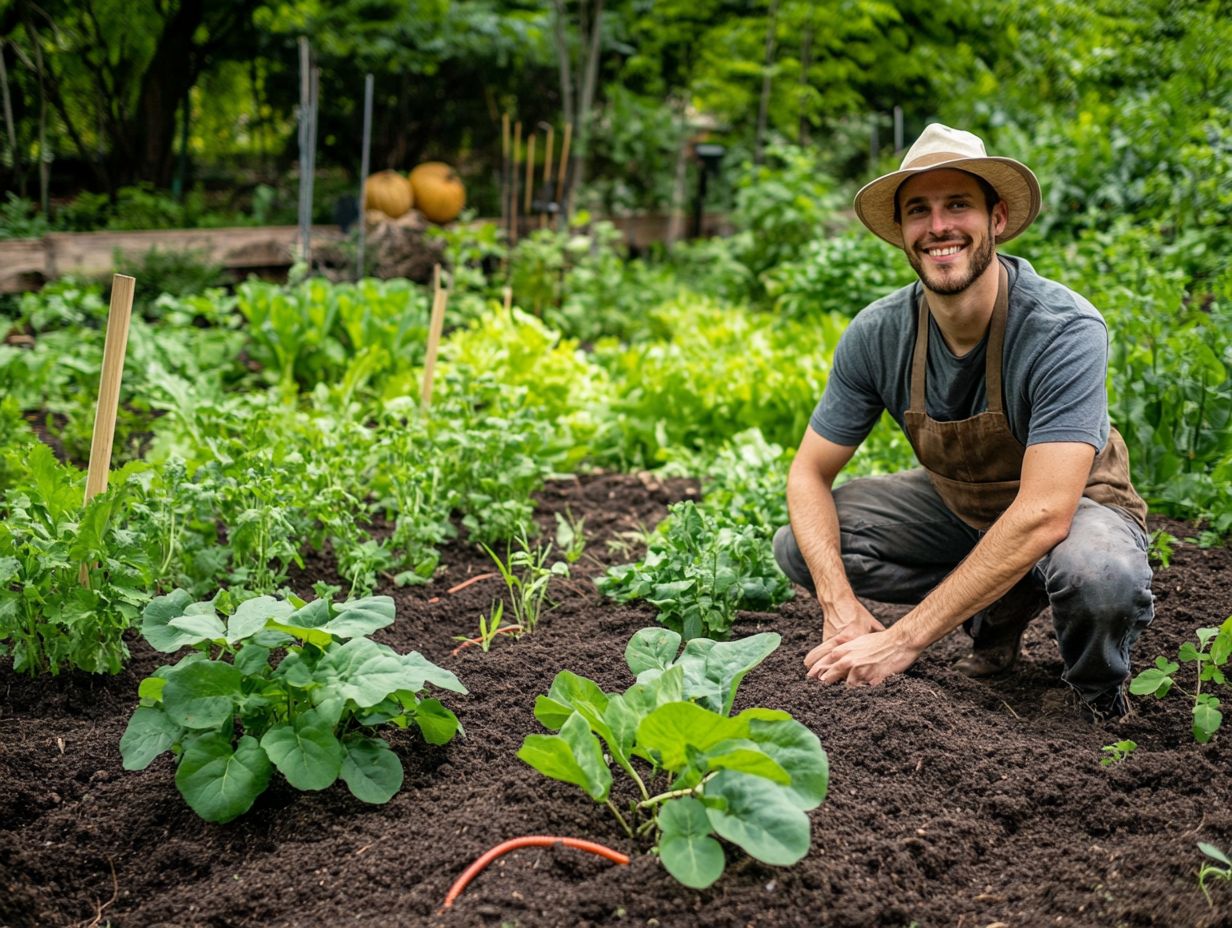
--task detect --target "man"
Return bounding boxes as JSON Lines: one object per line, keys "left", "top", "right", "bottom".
{"left": 773, "top": 124, "right": 1153, "bottom": 719}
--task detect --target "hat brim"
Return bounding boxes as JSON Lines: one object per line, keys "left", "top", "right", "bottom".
{"left": 853, "top": 157, "right": 1041, "bottom": 249}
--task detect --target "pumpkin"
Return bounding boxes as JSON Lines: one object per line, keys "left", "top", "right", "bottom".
{"left": 364, "top": 170, "right": 414, "bottom": 218}
{"left": 409, "top": 162, "right": 466, "bottom": 224}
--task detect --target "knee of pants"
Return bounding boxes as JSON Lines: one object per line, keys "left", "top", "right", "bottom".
{"left": 1052, "top": 549, "right": 1154, "bottom": 632}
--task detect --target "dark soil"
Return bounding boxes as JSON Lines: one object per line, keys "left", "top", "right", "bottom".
{"left": 2, "top": 473, "right": 1230, "bottom": 928}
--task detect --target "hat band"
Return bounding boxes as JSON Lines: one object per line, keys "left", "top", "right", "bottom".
{"left": 902, "top": 150, "right": 978, "bottom": 170}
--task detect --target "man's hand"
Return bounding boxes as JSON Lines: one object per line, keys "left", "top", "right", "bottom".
{"left": 804, "top": 625, "right": 920, "bottom": 686}
{"left": 821, "top": 597, "right": 886, "bottom": 645}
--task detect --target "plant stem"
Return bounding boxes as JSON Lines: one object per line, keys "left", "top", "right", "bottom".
{"left": 638, "top": 785, "right": 696, "bottom": 809}
{"left": 605, "top": 799, "right": 634, "bottom": 839}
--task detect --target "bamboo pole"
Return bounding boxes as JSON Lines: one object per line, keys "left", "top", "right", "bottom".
{"left": 524, "top": 133, "right": 536, "bottom": 215}
{"left": 511, "top": 121, "right": 522, "bottom": 245}
{"left": 421, "top": 265, "right": 449, "bottom": 412}
{"left": 80, "top": 274, "right": 136, "bottom": 585}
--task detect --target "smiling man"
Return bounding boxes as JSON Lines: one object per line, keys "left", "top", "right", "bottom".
{"left": 773, "top": 124, "right": 1153, "bottom": 720}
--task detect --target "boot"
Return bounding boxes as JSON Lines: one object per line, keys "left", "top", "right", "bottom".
{"left": 954, "top": 577, "right": 1050, "bottom": 678}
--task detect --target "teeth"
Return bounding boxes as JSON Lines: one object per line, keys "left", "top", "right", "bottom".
{"left": 927, "top": 245, "right": 962, "bottom": 256}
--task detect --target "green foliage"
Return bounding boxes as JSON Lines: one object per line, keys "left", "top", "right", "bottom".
{"left": 481, "top": 531, "right": 570, "bottom": 636}
{"left": 1198, "top": 843, "right": 1232, "bottom": 906}
{"left": 1130, "top": 616, "right": 1232, "bottom": 743}
{"left": 0, "top": 446, "right": 156, "bottom": 675}
{"left": 1099, "top": 740, "right": 1137, "bottom": 766}
{"left": 0, "top": 195, "right": 52, "bottom": 239}
{"left": 121, "top": 590, "right": 465, "bottom": 822}
{"left": 518, "top": 628, "right": 828, "bottom": 889}
{"left": 597, "top": 501, "right": 792, "bottom": 641}
{"left": 763, "top": 230, "right": 916, "bottom": 321}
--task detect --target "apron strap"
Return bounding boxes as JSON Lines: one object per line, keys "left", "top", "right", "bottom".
{"left": 908, "top": 259, "right": 1010, "bottom": 416}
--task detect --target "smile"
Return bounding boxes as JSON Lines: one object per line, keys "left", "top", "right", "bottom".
{"left": 925, "top": 245, "right": 964, "bottom": 257}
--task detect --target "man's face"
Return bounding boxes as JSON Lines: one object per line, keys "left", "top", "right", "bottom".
{"left": 897, "top": 169, "right": 1008, "bottom": 295}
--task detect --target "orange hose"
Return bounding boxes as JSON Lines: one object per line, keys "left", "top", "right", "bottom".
{"left": 446, "top": 572, "right": 498, "bottom": 595}
{"left": 441, "top": 835, "right": 630, "bottom": 909}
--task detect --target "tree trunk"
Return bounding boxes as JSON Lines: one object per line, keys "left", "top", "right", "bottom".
{"left": 797, "top": 25, "right": 813, "bottom": 146}
{"left": 753, "top": 0, "right": 781, "bottom": 166}
{"left": 566, "top": 0, "right": 603, "bottom": 217}
{"left": 124, "top": 0, "right": 206, "bottom": 187}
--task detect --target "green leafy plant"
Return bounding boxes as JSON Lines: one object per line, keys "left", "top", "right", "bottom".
{"left": 518, "top": 628, "right": 828, "bottom": 889}
{"left": 1198, "top": 842, "right": 1232, "bottom": 905}
{"left": 121, "top": 590, "right": 466, "bottom": 823}
{"left": 1148, "top": 529, "right": 1178, "bottom": 569}
{"left": 453, "top": 600, "right": 517, "bottom": 654}
{"left": 481, "top": 530, "right": 570, "bottom": 636}
{"left": 1130, "top": 615, "right": 1232, "bottom": 742}
{"left": 554, "top": 507, "right": 588, "bottom": 564}
{"left": 1099, "top": 740, "right": 1137, "bottom": 766}
{"left": 597, "top": 501, "right": 793, "bottom": 640}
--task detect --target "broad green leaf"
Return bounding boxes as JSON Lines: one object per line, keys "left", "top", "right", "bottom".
{"left": 413, "top": 698, "right": 461, "bottom": 745}
{"left": 322, "top": 596, "right": 396, "bottom": 638}
{"left": 141, "top": 589, "right": 200, "bottom": 652}
{"left": 401, "top": 651, "right": 467, "bottom": 694}
{"left": 340, "top": 736, "right": 404, "bottom": 804}
{"left": 120, "top": 707, "right": 182, "bottom": 770}
{"left": 517, "top": 712, "right": 611, "bottom": 802}
{"left": 602, "top": 694, "right": 640, "bottom": 761}
{"left": 534, "top": 694, "right": 574, "bottom": 731}
{"left": 625, "top": 627, "right": 682, "bottom": 675}
{"left": 176, "top": 733, "right": 272, "bottom": 823}
{"left": 705, "top": 770, "right": 810, "bottom": 866}
{"left": 168, "top": 612, "right": 227, "bottom": 644}
{"left": 658, "top": 797, "right": 725, "bottom": 889}
{"left": 260, "top": 720, "right": 344, "bottom": 791}
{"left": 747, "top": 718, "right": 830, "bottom": 810}
{"left": 624, "top": 665, "right": 686, "bottom": 718}
{"left": 701, "top": 739, "right": 791, "bottom": 784}
{"left": 288, "top": 598, "right": 331, "bottom": 629}
{"left": 234, "top": 643, "right": 271, "bottom": 676}
{"left": 703, "top": 633, "right": 782, "bottom": 715}
{"left": 1194, "top": 696, "right": 1223, "bottom": 744}
{"left": 317, "top": 638, "right": 409, "bottom": 707}
{"left": 267, "top": 620, "right": 334, "bottom": 649}
{"left": 138, "top": 676, "right": 167, "bottom": 703}
{"left": 1211, "top": 620, "right": 1232, "bottom": 665}
{"left": 1130, "top": 667, "right": 1174, "bottom": 698}
{"left": 228, "top": 596, "right": 294, "bottom": 644}
{"left": 637, "top": 703, "right": 743, "bottom": 771}
{"left": 163, "top": 661, "right": 243, "bottom": 730}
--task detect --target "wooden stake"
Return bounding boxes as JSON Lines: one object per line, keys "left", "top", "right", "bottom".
{"left": 511, "top": 121, "right": 522, "bottom": 245}
{"left": 540, "top": 125, "right": 554, "bottom": 229}
{"left": 524, "top": 133, "right": 536, "bottom": 215}
{"left": 556, "top": 121, "right": 572, "bottom": 228}
{"left": 501, "top": 112, "right": 510, "bottom": 250}
{"left": 421, "top": 265, "right": 449, "bottom": 412}
{"left": 80, "top": 274, "right": 135, "bottom": 585}
{"left": 502, "top": 285, "right": 513, "bottom": 315}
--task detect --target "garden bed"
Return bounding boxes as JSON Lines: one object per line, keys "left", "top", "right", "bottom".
{"left": 2, "top": 472, "right": 1230, "bottom": 927}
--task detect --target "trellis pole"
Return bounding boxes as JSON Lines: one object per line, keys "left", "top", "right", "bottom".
{"left": 421, "top": 265, "right": 450, "bottom": 412}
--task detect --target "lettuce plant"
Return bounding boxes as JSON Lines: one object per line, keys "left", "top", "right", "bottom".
{"left": 121, "top": 590, "right": 465, "bottom": 823}
{"left": 518, "top": 628, "right": 828, "bottom": 889}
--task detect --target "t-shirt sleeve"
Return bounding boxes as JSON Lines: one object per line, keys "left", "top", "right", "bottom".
{"left": 809, "top": 320, "right": 886, "bottom": 447}
{"left": 1023, "top": 318, "right": 1110, "bottom": 450}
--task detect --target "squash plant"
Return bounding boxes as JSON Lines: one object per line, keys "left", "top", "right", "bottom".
{"left": 518, "top": 628, "right": 828, "bottom": 889}
{"left": 121, "top": 590, "right": 465, "bottom": 823}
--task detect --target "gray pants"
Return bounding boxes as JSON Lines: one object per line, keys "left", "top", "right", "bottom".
{"left": 773, "top": 468, "right": 1154, "bottom": 709}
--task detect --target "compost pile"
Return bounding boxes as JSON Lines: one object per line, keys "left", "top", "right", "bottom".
{"left": 2, "top": 473, "right": 1229, "bottom": 927}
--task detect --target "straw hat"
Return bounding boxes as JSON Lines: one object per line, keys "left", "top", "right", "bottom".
{"left": 853, "top": 124, "right": 1041, "bottom": 249}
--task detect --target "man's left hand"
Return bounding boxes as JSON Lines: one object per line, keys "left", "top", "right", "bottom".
{"left": 804, "top": 627, "right": 920, "bottom": 686}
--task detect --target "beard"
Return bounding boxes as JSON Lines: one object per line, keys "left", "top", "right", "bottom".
{"left": 907, "top": 220, "right": 996, "bottom": 295}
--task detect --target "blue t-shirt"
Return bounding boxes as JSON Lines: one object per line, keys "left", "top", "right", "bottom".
{"left": 810, "top": 255, "right": 1111, "bottom": 451}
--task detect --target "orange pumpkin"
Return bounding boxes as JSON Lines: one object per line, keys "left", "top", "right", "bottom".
{"left": 409, "top": 162, "right": 466, "bottom": 223}
{"left": 364, "top": 170, "right": 414, "bottom": 218}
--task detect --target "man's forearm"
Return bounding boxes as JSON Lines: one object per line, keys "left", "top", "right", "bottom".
{"left": 891, "top": 504, "right": 1069, "bottom": 651}
{"left": 786, "top": 465, "right": 859, "bottom": 611}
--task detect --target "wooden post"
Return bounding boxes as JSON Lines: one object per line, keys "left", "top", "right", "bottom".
{"left": 511, "top": 121, "right": 522, "bottom": 245}
{"left": 355, "top": 73, "right": 374, "bottom": 281}
{"left": 501, "top": 112, "right": 510, "bottom": 252}
{"left": 556, "top": 121, "right": 572, "bottom": 229}
{"left": 540, "top": 124, "right": 554, "bottom": 229}
{"left": 80, "top": 274, "right": 136, "bottom": 584}
{"left": 296, "top": 38, "right": 312, "bottom": 263}
{"left": 421, "top": 265, "right": 449, "bottom": 412}
{"left": 524, "top": 133, "right": 536, "bottom": 215}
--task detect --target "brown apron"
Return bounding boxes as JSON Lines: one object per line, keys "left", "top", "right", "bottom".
{"left": 902, "top": 262, "right": 1148, "bottom": 532}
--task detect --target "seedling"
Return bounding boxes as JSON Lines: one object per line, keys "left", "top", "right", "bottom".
{"left": 1147, "top": 529, "right": 1177, "bottom": 569}
{"left": 1099, "top": 740, "right": 1137, "bottom": 766}
{"left": 554, "top": 507, "right": 587, "bottom": 564}
{"left": 518, "top": 627, "right": 828, "bottom": 889}
{"left": 451, "top": 600, "right": 522, "bottom": 655}
{"left": 1198, "top": 842, "right": 1232, "bottom": 905}
{"left": 480, "top": 529, "right": 569, "bottom": 635}
{"left": 1131, "top": 615, "right": 1232, "bottom": 743}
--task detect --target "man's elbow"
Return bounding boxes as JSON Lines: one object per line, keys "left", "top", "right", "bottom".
{"left": 1019, "top": 499, "right": 1079, "bottom": 551}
